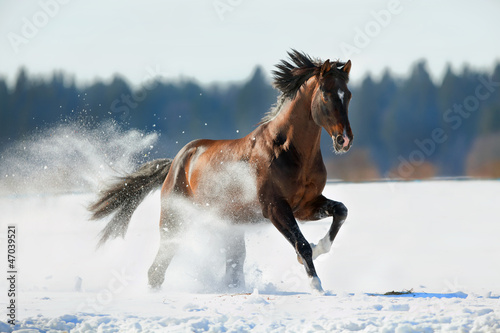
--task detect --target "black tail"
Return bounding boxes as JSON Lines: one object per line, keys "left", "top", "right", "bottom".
{"left": 89, "top": 158, "right": 173, "bottom": 246}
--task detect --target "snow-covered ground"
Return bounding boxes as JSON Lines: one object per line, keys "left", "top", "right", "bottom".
{"left": 1, "top": 179, "right": 499, "bottom": 332}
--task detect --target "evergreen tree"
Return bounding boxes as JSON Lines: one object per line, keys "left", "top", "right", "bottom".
{"left": 381, "top": 61, "right": 440, "bottom": 168}
{"left": 1, "top": 61, "right": 500, "bottom": 179}
{"left": 478, "top": 64, "right": 500, "bottom": 135}
{"left": 350, "top": 70, "right": 398, "bottom": 173}
{"left": 235, "top": 66, "right": 277, "bottom": 134}
{"left": 0, "top": 78, "right": 9, "bottom": 145}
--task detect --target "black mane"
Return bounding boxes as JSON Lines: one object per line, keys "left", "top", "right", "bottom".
{"left": 261, "top": 50, "right": 349, "bottom": 124}
{"left": 272, "top": 49, "right": 349, "bottom": 98}
{"left": 272, "top": 50, "right": 320, "bottom": 99}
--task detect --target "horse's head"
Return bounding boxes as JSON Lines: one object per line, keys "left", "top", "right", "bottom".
{"left": 311, "top": 60, "right": 353, "bottom": 154}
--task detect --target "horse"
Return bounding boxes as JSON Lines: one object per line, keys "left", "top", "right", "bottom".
{"left": 89, "top": 50, "right": 353, "bottom": 293}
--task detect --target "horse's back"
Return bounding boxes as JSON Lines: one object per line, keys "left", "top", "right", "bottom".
{"left": 161, "top": 137, "right": 263, "bottom": 222}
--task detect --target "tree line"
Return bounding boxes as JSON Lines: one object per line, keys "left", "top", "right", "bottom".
{"left": 1, "top": 61, "right": 499, "bottom": 179}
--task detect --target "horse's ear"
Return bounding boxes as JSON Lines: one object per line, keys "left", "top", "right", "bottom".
{"left": 320, "top": 60, "right": 331, "bottom": 77}
{"left": 341, "top": 60, "right": 352, "bottom": 74}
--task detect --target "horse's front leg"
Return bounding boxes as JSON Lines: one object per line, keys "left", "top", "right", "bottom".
{"left": 261, "top": 195, "right": 324, "bottom": 293}
{"left": 296, "top": 195, "right": 348, "bottom": 261}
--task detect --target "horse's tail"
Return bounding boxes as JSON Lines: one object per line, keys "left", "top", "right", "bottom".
{"left": 89, "top": 158, "right": 173, "bottom": 247}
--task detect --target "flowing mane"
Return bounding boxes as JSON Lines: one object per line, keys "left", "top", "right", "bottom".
{"left": 261, "top": 49, "right": 349, "bottom": 124}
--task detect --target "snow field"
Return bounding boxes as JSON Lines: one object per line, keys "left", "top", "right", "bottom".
{"left": 0, "top": 180, "right": 499, "bottom": 332}
{"left": 3, "top": 291, "right": 500, "bottom": 332}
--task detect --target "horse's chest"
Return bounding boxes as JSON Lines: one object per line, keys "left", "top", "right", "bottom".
{"left": 269, "top": 162, "right": 325, "bottom": 211}
{"left": 270, "top": 148, "right": 326, "bottom": 193}
{"left": 287, "top": 177, "right": 325, "bottom": 211}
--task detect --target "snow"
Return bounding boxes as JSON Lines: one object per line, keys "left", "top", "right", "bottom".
{"left": 1, "top": 180, "right": 499, "bottom": 332}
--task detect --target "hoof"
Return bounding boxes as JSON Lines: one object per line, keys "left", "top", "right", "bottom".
{"left": 148, "top": 274, "right": 163, "bottom": 290}
{"left": 149, "top": 284, "right": 162, "bottom": 292}
{"left": 224, "top": 271, "right": 246, "bottom": 291}
{"left": 310, "top": 276, "right": 324, "bottom": 294}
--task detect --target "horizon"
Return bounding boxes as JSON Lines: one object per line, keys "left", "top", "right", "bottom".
{"left": 3, "top": 57, "right": 499, "bottom": 91}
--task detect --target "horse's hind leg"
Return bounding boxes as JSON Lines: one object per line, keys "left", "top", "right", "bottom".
{"left": 148, "top": 211, "right": 181, "bottom": 289}
{"left": 224, "top": 228, "right": 246, "bottom": 289}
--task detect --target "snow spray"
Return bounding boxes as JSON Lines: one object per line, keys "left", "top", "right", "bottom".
{"left": 0, "top": 121, "right": 157, "bottom": 195}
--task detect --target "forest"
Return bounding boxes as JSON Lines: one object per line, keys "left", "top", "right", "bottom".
{"left": 1, "top": 60, "right": 499, "bottom": 181}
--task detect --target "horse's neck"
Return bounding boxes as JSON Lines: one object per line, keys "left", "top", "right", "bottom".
{"left": 268, "top": 88, "right": 322, "bottom": 156}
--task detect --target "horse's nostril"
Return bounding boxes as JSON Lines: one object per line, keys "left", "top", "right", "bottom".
{"left": 336, "top": 135, "right": 344, "bottom": 145}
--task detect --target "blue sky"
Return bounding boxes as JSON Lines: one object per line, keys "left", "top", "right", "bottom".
{"left": 1, "top": 0, "right": 499, "bottom": 86}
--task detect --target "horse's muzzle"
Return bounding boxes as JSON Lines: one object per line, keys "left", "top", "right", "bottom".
{"left": 333, "top": 134, "right": 352, "bottom": 154}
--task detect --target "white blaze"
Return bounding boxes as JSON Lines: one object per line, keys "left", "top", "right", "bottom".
{"left": 337, "top": 89, "right": 345, "bottom": 105}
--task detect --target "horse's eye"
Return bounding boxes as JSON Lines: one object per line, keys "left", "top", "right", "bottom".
{"left": 320, "top": 91, "right": 329, "bottom": 104}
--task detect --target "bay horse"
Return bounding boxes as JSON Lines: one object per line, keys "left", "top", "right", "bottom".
{"left": 89, "top": 50, "right": 353, "bottom": 293}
